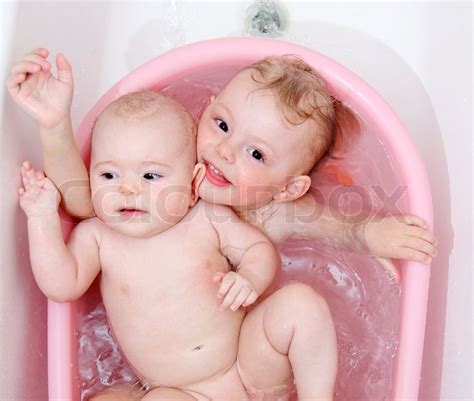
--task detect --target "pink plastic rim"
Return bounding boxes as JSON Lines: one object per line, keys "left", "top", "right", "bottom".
{"left": 48, "top": 37, "right": 433, "bottom": 401}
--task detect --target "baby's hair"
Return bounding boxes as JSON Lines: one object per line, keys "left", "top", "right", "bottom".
{"left": 244, "top": 55, "right": 360, "bottom": 172}
{"left": 91, "top": 90, "right": 197, "bottom": 161}
{"left": 103, "top": 90, "right": 195, "bottom": 136}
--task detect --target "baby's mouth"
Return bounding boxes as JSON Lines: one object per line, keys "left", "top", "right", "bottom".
{"left": 118, "top": 207, "right": 146, "bottom": 217}
{"left": 203, "top": 160, "right": 232, "bottom": 187}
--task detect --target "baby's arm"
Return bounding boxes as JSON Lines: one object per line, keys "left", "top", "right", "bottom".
{"left": 208, "top": 204, "right": 279, "bottom": 311}
{"left": 261, "top": 192, "right": 436, "bottom": 264}
{"left": 18, "top": 162, "right": 100, "bottom": 302}
{"left": 7, "top": 48, "right": 93, "bottom": 218}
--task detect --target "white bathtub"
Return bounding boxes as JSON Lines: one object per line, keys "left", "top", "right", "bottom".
{"left": 0, "top": 1, "right": 471, "bottom": 400}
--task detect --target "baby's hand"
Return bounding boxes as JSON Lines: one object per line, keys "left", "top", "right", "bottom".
{"left": 6, "top": 48, "right": 73, "bottom": 130}
{"left": 18, "top": 161, "right": 60, "bottom": 218}
{"left": 213, "top": 271, "right": 259, "bottom": 311}
{"left": 362, "top": 215, "right": 437, "bottom": 263}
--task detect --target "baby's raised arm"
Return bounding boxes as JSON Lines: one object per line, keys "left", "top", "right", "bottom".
{"left": 207, "top": 204, "right": 279, "bottom": 311}
{"left": 18, "top": 162, "right": 100, "bottom": 302}
{"left": 7, "top": 48, "right": 93, "bottom": 218}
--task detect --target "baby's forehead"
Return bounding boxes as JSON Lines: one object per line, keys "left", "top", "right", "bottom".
{"left": 92, "top": 118, "right": 195, "bottom": 169}
{"left": 220, "top": 69, "right": 259, "bottom": 95}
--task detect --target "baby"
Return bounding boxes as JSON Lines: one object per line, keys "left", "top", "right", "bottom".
{"left": 18, "top": 91, "right": 282, "bottom": 399}
{"left": 9, "top": 48, "right": 436, "bottom": 401}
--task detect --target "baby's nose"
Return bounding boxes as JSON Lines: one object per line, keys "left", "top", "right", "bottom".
{"left": 119, "top": 178, "right": 140, "bottom": 195}
{"left": 216, "top": 140, "right": 235, "bottom": 164}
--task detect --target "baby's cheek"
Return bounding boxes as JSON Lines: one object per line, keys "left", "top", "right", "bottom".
{"left": 238, "top": 185, "right": 273, "bottom": 207}
{"left": 195, "top": 136, "right": 207, "bottom": 159}
{"left": 91, "top": 185, "right": 116, "bottom": 216}
{"left": 236, "top": 173, "right": 280, "bottom": 206}
{"left": 158, "top": 191, "right": 190, "bottom": 223}
{"left": 196, "top": 124, "right": 213, "bottom": 157}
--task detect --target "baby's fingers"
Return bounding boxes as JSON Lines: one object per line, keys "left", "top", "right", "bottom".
{"left": 399, "top": 214, "right": 427, "bottom": 229}
{"left": 6, "top": 73, "right": 28, "bottom": 93}
{"left": 35, "top": 170, "right": 45, "bottom": 181}
{"left": 220, "top": 283, "right": 243, "bottom": 311}
{"left": 398, "top": 246, "right": 432, "bottom": 264}
{"left": 10, "top": 60, "right": 42, "bottom": 77}
{"left": 405, "top": 225, "right": 437, "bottom": 245}
{"left": 229, "top": 287, "right": 252, "bottom": 311}
{"left": 23, "top": 52, "right": 50, "bottom": 71}
{"left": 401, "top": 236, "right": 437, "bottom": 258}
{"left": 55, "top": 53, "right": 73, "bottom": 85}
{"left": 217, "top": 273, "right": 236, "bottom": 300}
{"left": 30, "top": 48, "right": 49, "bottom": 58}
{"left": 21, "top": 161, "right": 36, "bottom": 188}
{"left": 242, "top": 290, "right": 258, "bottom": 307}
{"left": 212, "top": 272, "right": 225, "bottom": 284}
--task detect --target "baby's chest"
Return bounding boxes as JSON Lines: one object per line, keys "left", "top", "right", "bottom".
{"left": 98, "top": 230, "right": 229, "bottom": 293}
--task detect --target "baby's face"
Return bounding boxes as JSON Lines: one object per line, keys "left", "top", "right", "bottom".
{"left": 196, "top": 69, "right": 315, "bottom": 210}
{"left": 90, "top": 112, "right": 196, "bottom": 238}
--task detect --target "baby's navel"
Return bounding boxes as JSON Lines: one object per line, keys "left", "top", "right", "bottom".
{"left": 192, "top": 344, "right": 204, "bottom": 351}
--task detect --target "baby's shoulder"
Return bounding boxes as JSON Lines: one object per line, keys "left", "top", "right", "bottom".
{"left": 192, "top": 199, "right": 237, "bottom": 222}
{"left": 74, "top": 216, "right": 102, "bottom": 230}
{"left": 72, "top": 216, "right": 107, "bottom": 238}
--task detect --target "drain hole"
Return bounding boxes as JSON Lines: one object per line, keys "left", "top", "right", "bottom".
{"left": 245, "top": 0, "right": 288, "bottom": 37}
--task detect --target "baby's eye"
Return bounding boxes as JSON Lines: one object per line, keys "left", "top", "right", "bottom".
{"left": 101, "top": 172, "right": 118, "bottom": 180}
{"left": 247, "top": 147, "right": 265, "bottom": 162}
{"left": 143, "top": 173, "right": 162, "bottom": 181}
{"left": 215, "top": 119, "right": 229, "bottom": 133}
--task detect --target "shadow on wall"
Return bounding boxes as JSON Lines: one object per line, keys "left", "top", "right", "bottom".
{"left": 1, "top": 2, "right": 112, "bottom": 400}
{"left": 282, "top": 21, "right": 452, "bottom": 401}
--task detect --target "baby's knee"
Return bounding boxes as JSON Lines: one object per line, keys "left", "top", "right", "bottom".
{"left": 277, "top": 283, "right": 331, "bottom": 318}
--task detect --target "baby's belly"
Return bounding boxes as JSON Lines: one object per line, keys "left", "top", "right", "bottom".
{"left": 101, "top": 272, "right": 245, "bottom": 387}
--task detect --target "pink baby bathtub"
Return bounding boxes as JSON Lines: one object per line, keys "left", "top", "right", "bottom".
{"left": 48, "top": 38, "right": 433, "bottom": 401}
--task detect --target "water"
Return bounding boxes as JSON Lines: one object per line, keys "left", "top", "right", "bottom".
{"left": 77, "top": 66, "right": 401, "bottom": 400}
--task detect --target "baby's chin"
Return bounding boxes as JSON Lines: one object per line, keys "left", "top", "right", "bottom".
{"left": 198, "top": 180, "right": 234, "bottom": 207}
{"left": 95, "top": 213, "right": 178, "bottom": 238}
{"left": 198, "top": 180, "right": 275, "bottom": 210}
{"left": 105, "top": 221, "right": 170, "bottom": 238}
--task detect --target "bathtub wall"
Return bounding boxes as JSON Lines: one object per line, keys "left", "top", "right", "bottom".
{"left": 1, "top": 2, "right": 471, "bottom": 400}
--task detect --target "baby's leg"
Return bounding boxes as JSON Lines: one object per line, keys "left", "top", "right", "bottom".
{"left": 238, "top": 283, "right": 337, "bottom": 401}
{"left": 142, "top": 388, "right": 200, "bottom": 400}
{"left": 89, "top": 386, "right": 200, "bottom": 401}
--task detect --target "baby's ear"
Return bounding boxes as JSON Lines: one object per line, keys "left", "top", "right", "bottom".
{"left": 273, "top": 175, "right": 312, "bottom": 203}
{"left": 190, "top": 163, "right": 206, "bottom": 206}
